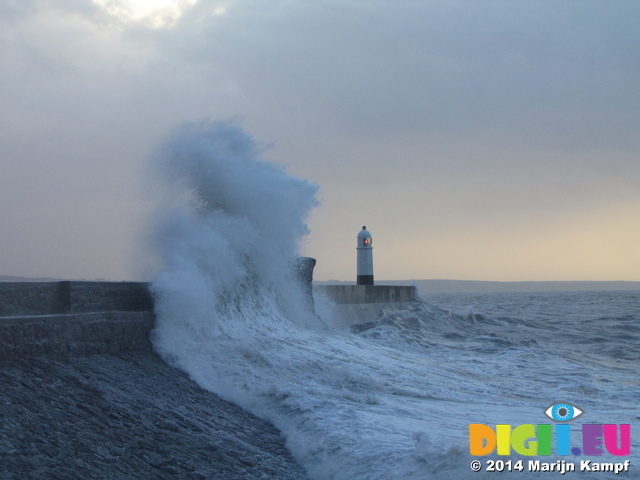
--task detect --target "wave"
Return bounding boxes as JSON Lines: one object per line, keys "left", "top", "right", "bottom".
{"left": 147, "top": 121, "right": 638, "bottom": 480}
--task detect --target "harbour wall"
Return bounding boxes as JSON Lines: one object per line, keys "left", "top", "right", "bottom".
{"left": 0, "top": 273, "right": 314, "bottom": 478}
{"left": 314, "top": 284, "right": 417, "bottom": 325}
{"left": 315, "top": 284, "right": 416, "bottom": 304}
{"left": 0, "top": 281, "right": 153, "bottom": 317}
{"left": 0, "top": 258, "right": 319, "bottom": 363}
{"left": 0, "top": 281, "right": 154, "bottom": 363}
{"left": 0, "top": 261, "right": 415, "bottom": 361}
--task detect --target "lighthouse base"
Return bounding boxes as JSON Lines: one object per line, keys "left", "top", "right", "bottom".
{"left": 314, "top": 284, "right": 417, "bottom": 325}
{"left": 316, "top": 285, "right": 415, "bottom": 305}
{"left": 356, "top": 275, "right": 374, "bottom": 286}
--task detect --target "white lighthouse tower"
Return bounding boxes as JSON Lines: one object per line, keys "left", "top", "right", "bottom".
{"left": 357, "top": 226, "right": 374, "bottom": 285}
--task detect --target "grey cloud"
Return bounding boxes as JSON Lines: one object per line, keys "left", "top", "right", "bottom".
{"left": 153, "top": 0, "right": 640, "bottom": 146}
{"left": 1, "top": 0, "right": 638, "bottom": 280}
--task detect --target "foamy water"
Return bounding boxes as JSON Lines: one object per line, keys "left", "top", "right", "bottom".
{"left": 149, "top": 121, "right": 639, "bottom": 479}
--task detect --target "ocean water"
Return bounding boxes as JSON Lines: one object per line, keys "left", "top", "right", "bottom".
{"left": 148, "top": 121, "right": 639, "bottom": 479}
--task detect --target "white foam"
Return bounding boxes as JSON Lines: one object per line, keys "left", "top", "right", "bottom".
{"left": 148, "top": 121, "right": 638, "bottom": 480}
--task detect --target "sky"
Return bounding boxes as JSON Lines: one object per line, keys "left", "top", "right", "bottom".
{"left": 1, "top": 0, "right": 639, "bottom": 282}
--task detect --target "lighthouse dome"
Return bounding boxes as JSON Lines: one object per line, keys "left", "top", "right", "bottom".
{"left": 357, "top": 226, "right": 372, "bottom": 248}
{"left": 357, "top": 226, "right": 371, "bottom": 238}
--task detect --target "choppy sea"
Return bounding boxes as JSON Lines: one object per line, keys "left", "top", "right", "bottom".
{"left": 148, "top": 120, "right": 639, "bottom": 479}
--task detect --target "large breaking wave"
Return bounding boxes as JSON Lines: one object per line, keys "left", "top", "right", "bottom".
{"left": 148, "top": 121, "right": 639, "bottom": 480}
{"left": 150, "top": 119, "right": 319, "bottom": 333}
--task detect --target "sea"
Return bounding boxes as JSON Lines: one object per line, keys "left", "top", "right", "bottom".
{"left": 148, "top": 120, "right": 639, "bottom": 479}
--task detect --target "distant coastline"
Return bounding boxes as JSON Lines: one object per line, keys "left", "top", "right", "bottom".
{"left": 0, "top": 275, "right": 62, "bottom": 282}
{"left": 4, "top": 276, "right": 640, "bottom": 294}
{"left": 0, "top": 275, "right": 112, "bottom": 282}
{"left": 316, "top": 279, "right": 640, "bottom": 294}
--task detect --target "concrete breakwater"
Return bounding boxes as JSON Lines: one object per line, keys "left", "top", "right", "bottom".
{"left": 0, "top": 281, "right": 153, "bottom": 317}
{"left": 0, "top": 281, "right": 154, "bottom": 363}
{"left": 0, "top": 260, "right": 412, "bottom": 362}
{"left": 0, "top": 262, "right": 415, "bottom": 478}
{"left": 315, "top": 284, "right": 417, "bottom": 325}
{"left": 0, "top": 258, "right": 319, "bottom": 363}
{"left": 316, "top": 284, "right": 415, "bottom": 304}
{"left": 0, "top": 277, "right": 309, "bottom": 479}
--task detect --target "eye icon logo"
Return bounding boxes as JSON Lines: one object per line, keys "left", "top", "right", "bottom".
{"left": 544, "top": 402, "right": 584, "bottom": 422}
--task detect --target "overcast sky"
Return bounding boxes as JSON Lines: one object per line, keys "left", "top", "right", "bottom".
{"left": 1, "top": 0, "right": 639, "bottom": 282}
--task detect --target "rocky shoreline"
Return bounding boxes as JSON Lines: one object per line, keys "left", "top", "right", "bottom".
{"left": 0, "top": 351, "right": 307, "bottom": 479}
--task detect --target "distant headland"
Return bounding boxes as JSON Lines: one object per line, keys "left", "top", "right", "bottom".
{"left": 317, "top": 279, "right": 640, "bottom": 294}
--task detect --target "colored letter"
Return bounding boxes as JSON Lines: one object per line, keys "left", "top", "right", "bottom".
{"left": 496, "top": 424, "right": 511, "bottom": 455}
{"left": 583, "top": 424, "right": 604, "bottom": 456}
{"left": 537, "top": 424, "right": 552, "bottom": 456}
{"left": 604, "top": 424, "right": 630, "bottom": 456}
{"left": 512, "top": 424, "right": 537, "bottom": 456}
{"left": 556, "top": 424, "right": 571, "bottom": 455}
{"left": 469, "top": 424, "right": 496, "bottom": 456}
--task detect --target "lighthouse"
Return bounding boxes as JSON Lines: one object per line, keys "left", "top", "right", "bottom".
{"left": 357, "top": 226, "right": 374, "bottom": 285}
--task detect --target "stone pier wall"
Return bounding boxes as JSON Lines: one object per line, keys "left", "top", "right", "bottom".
{"left": 315, "top": 284, "right": 416, "bottom": 304}
{"left": 0, "top": 282, "right": 155, "bottom": 363}
{"left": 314, "top": 284, "right": 418, "bottom": 325}
{"left": 0, "top": 281, "right": 153, "bottom": 317}
{"left": 0, "top": 258, "right": 317, "bottom": 363}
{"left": 0, "top": 311, "right": 154, "bottom": 363}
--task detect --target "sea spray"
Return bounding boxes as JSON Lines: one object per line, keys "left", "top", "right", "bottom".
{"left": 147, "top": 121, "right": 638, "bottom": 480}
{"left": 148, "top": 122, "right": 457, "bottom": 480}
{"left": 150, "top": 120, "right": 319, "bottom": 338}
